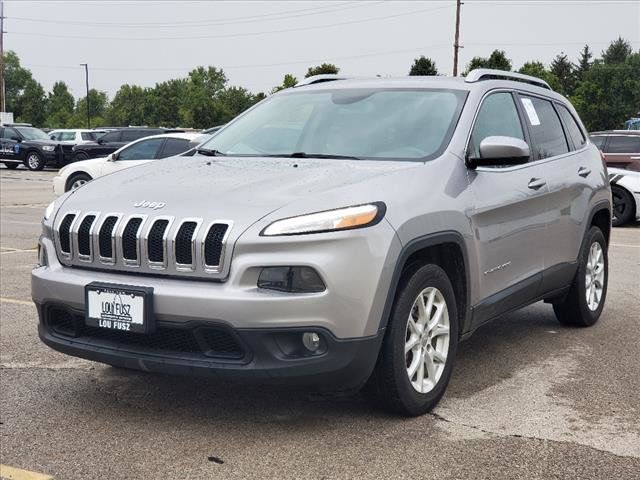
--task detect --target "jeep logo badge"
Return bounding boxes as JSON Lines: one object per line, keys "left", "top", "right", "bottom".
{"left": 133, "top": 200, "right": 166, "bottom": 210}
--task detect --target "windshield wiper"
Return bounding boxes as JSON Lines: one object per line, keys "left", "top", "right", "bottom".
{"left": 196, "top": 148, "right": 226, "bottom": 157}
{"left": 263, "top": 152, "right": 361, "bottom": 160}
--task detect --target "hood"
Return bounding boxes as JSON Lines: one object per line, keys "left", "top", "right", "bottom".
{"left": 61, "top": 154, "right": 418, "bottom": 233}
{"left": 25, "top": 139, "right": 58, "bottom": 146}
{"left": 59, "top": 157, "right": 106, "bottom": 175}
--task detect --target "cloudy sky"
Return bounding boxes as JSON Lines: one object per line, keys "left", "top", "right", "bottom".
{"left": 4, "top": 0, "right": 640, "bottom": 99}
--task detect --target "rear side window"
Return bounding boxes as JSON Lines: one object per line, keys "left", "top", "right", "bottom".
{"left": 159, "top": 138, "right": 189, "bottom": 158}
{"left": 117, "top": 138, "right": 165, "bottom": 161}
{"left": 469, "top": 92, "right": 525, "bottom": 159}
{"left": 59, "top": 131, "right": 76, "bottom": 141}
{"left": 604, "top": 136, "right": 640, "bottom": 153}
{"left": 81, "top": 132, "right": 96, "bottom": 140}
{"left": 557, "top": 105, "right": 586, "bottom": 150}
{"left": 590, "top": 136, "right": 606, "bottom": 149}
{"left": 519, "top": 96, "right": 568, "bottom": 159}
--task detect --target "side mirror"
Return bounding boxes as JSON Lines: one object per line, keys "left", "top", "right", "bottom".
{"left": 109, "top": 153, "right": 118, "bottom": 162}
{"left": 467, "top": 136, "right": 530, "bottom": 169}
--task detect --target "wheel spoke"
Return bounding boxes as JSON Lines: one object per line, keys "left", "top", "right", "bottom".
{"left": 432, "top": 349, "right": 446, "bottom": 364}
{"left": 431, "top": 324, "right": 449, "bottom": 338}
{"left": 424, "top": 350, "right": 436, "bottom": 379}
{"left": 407, "top": 353, "right": 421, "bottom": 379}
{"left": 415, "top": 295, "right": 427, "bottom": 325}
{"left": 427, "top": 303, "right": 445, "bottom": 331}
{"left": 416, "top": 356, "right": 425, "bottom": 390}
{"left": 407, "top": 317, "right": 420, "bottom": 336}
{"left": 405, "top": 334, "right": 420, "bottom": 354}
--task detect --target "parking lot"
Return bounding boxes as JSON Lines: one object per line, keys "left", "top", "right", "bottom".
{"left": 1, "top": 165, "right": 639, "bottom": 479}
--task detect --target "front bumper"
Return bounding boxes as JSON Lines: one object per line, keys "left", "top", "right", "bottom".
{"left": 36, "top": 302, "right": 383, "bottom": 390}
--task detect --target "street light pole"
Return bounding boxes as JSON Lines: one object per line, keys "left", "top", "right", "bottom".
{"left": 80, "top": 63, "right": 90, "bottom": 128}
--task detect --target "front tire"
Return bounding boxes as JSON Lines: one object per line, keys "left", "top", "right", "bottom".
{"left": 367, "top": 264, "right": 459, "bottom": 416}
{"left": 553, "top": 226, "right": 608, "bottom": 326}
{"left": 25, "top": 151, "right": 45, "bottom": 171}
{"left": 611, "top": 185, "right": 635, "bottom": 227}
{"left": 3, "top": 162, "right": 19, "bottom": 169}
{"left": 66, "top": 172, "right": 92, "bottom": 192}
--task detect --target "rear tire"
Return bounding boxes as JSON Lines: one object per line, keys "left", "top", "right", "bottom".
{"left": 553, "top": 226, "right": 608, "bottom": 327}
{"left": 73, "top": 152, "right": 90, "bottom": 162}
{"left": 3, "top": 162, "right": 19, "bottom": 169}
{"left": 611, "top": 185, "right": 635, "bottom": 227}
{"left": 367, "top": 264, "right": 459, "bottom": 416}
{"left": 25, "top": 151, "right": 45, "bottom": 171}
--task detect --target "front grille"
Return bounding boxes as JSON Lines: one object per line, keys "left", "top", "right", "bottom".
{"left": 175, "top": 221, "right": 198, "bottom": 266}
{"left": 147, "top": 219, "right": 169, "bottom": 263}
{"left": 53, "top": 211, "right": 231, "bottom": 277}
{"left": 122, "top": 218, "right": 143, "bottom": 261}
{"left": 46, "top": 305, "right": 244, "bottom": 360}
{"left": 77, "top": 215, "right": 96, "bottom": 257}
{"left": 58, "top": 214, "right": 76, "bottom": 254}
{"left": 99, "top": 216, "right": 118, "bottom": 259}
{"left": 204, "top": 224, "right": 228, "bottom": 267}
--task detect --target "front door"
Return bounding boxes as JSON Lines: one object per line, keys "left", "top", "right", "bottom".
{"left": 466, "top": 91, "right": 551, "bottom": 324}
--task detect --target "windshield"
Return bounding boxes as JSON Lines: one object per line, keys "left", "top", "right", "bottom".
{"left": 200, "top": 88, "right": 467, "bottom": 161}
{"left": 16, "top": 127, "right": 50, "bottom": 141}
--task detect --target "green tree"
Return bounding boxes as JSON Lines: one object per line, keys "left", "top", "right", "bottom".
{"left": 46, "top": 81, "right": 75, "bottom": 128}
{"left": 409, "top": 56, "right": 438, "bottom": 76}
{"left": 106, "top": 84, "right": 151, "bottom": 126}
{"left": 271, "top": 73, "right": 298, "bottom": 93}
{"left": 305, "top": 63, "right": 339, "bottom": 78}
{"left": 464, "top": 50, "right": 511, "bottom": 74}
{"left": 571, "top": 51, "right": 640, "bottom": 131}
{"left": 2, "top": 51, "right": 32, "bottom": 114}
{"left": 518, "top": 61, "right": 559, "bottom": 90}
{"left": 601, "top": 36, "right": 633, "bottom": 64}
{"left": 550, "top": 53, "right": 575, "bottom": 96}
{"left": 217, "top": 86, "right": 260, "bottom": 122}
{"left": 147, "top": 78, "right": 188, "bottom": 127}
{"left": 73, "top": 89, "right": 108, "bottom": 127}
{"left": 15, "top": 78, "right": 47, "bottom": 126}
{"left": 575, "top": 44, "right": 593, "bottom": 80}
{"left": 181, "top": 66, "right": 229, "bottom": 128}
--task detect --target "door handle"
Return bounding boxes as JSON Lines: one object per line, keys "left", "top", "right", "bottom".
{"left": 578, "top": 166, "right": 591, "bottom": 177}
{"left": 528, "top": 178, "right": 546, "bottom": 190}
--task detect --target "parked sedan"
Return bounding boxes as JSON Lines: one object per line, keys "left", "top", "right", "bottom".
{"left": 53, "top": 132, "right": 200, "bottom": 194}
{"left": 70, "top": 128, "right": 183, "bottom": 162}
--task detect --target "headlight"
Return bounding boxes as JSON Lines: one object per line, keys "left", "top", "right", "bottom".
{"left": 44, "top": 201, "right": 56, "bottom": 220}
{"left": 42, "top": 145, "right": 56, "bottom": 152}
{"left": 261, "top": 203, "right": 385, "bottom": 236}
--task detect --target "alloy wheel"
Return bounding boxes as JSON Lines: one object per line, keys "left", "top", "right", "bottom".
{"left": 27, "top": 153, "right": 41, "bottom": 170}
{"left": 405, "top": 287, "right": 450, "bottom": 394}
{"left": 585, "top": 242, "right": 605, "bottom": 311}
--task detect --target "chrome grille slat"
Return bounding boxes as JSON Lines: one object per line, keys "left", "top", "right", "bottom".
{"left": 54, "top": 211, "right": 231, "bottom": 277}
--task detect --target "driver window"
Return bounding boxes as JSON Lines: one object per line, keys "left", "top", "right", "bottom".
{"left": 117, "top": 138, "right": 165, "bottom": 161}
{"left": 469, "top": 92, "right": 525, "bottom": 160}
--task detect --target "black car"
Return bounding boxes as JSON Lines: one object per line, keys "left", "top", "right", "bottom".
{"left": 0, "top": 125, "right": 63, "bottom": 170}
{"left": 71, "top": 128, "right": 183, "bottom": 161}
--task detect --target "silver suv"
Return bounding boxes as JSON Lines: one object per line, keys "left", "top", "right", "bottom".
{"left": 32, "top": 69, "right": 611, "bottom": 416}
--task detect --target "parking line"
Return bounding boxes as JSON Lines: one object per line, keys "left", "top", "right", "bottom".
{"left": 0, "top": 298, "right": 33, "bottom": 307}
{"left": 0, "top": 464, "right": 53, "bottom": 480}
{"left": 0, "top": 248, "right": 37, "bottom": 255}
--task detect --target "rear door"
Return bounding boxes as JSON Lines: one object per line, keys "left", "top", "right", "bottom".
{"left": 466, "top": 91, "right": 551, "bottom": 323}
{"left": 157, "top": 138, "right": 190, "bottom": 158}
{"left": 0, "top": 127, "right": 24, "bottom": 162}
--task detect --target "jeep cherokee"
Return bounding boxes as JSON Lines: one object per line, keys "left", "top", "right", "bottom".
{"left": 32, "top": 69, "right": 611, "bottom": 416}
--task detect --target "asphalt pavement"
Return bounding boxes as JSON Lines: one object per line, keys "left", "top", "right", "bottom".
{"left": 1, "top": 166, "right": 639, "bottom": 479}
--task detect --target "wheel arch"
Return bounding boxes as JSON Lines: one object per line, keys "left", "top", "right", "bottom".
{"left": 378, "top": 231, "right": 472, "bottom": 338}
{"left": 587, "top": 200, "right": 612, "bottom": 246}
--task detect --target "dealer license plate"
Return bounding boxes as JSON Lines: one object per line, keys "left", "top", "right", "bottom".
{"left": 85, "top": 283, "right": 153, "bottom": 334}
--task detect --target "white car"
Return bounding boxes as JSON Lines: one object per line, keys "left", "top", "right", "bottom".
{"left": 609, "top": 167, "right": 640, "bottom": 226}
{"left": 53, "top": 132, "right": 201, "bottom": 194}
{"left": 48, "top": 129, "right": 106, "bottom": 144}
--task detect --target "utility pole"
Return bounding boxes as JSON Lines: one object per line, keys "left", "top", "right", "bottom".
{"left": 1, "top": 0, "right": 6, "bottom": 112}
{"left": 80, "top": 63, "right": 89, "bottom": 128}
{"left": 453, "top": 0, "right": 463, "bottom": 77}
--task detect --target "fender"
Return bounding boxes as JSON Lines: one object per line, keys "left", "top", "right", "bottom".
{"left": 585, "top": 199, "right": 612, "bottom": 245}
{"left": 377, "top": 231, "right": 472, "bottom": 336}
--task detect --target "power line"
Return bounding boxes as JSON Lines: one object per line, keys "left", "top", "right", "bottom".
{"left": 6, "top": 1, "right": 380, "bottom": 28}
{"left": 6, "top": 4, "right": 455, "bottom": 41}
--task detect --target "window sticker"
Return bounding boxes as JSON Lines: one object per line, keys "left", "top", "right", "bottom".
{"left": 521, "top": 98, "right": 541, "bottom": 126}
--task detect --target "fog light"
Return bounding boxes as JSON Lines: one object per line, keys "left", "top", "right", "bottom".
{"left": 258, "top": 266, "right": 325, "bottom": 293}
{"left": 302, "top": 332, "right": 321, "bottom": 352}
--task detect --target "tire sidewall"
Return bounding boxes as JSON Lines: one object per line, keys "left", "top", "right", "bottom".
{"left": 387, "top": 264, "right": 459, "bottom": 415}
{"left": 574, "top": 227, "right": 608, "bottom": 325}
{"left": 611, "top": 186, "right": 634, "bottom": 227}
{"left": 67, "top": 173, "right": 92, "bottom": 192}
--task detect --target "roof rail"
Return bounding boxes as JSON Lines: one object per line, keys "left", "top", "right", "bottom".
{"left": 295, "top": 74, "right": 353, "bottom": 87}
{"left": 465, "top": 68, "right": 551, "bottom": 90}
